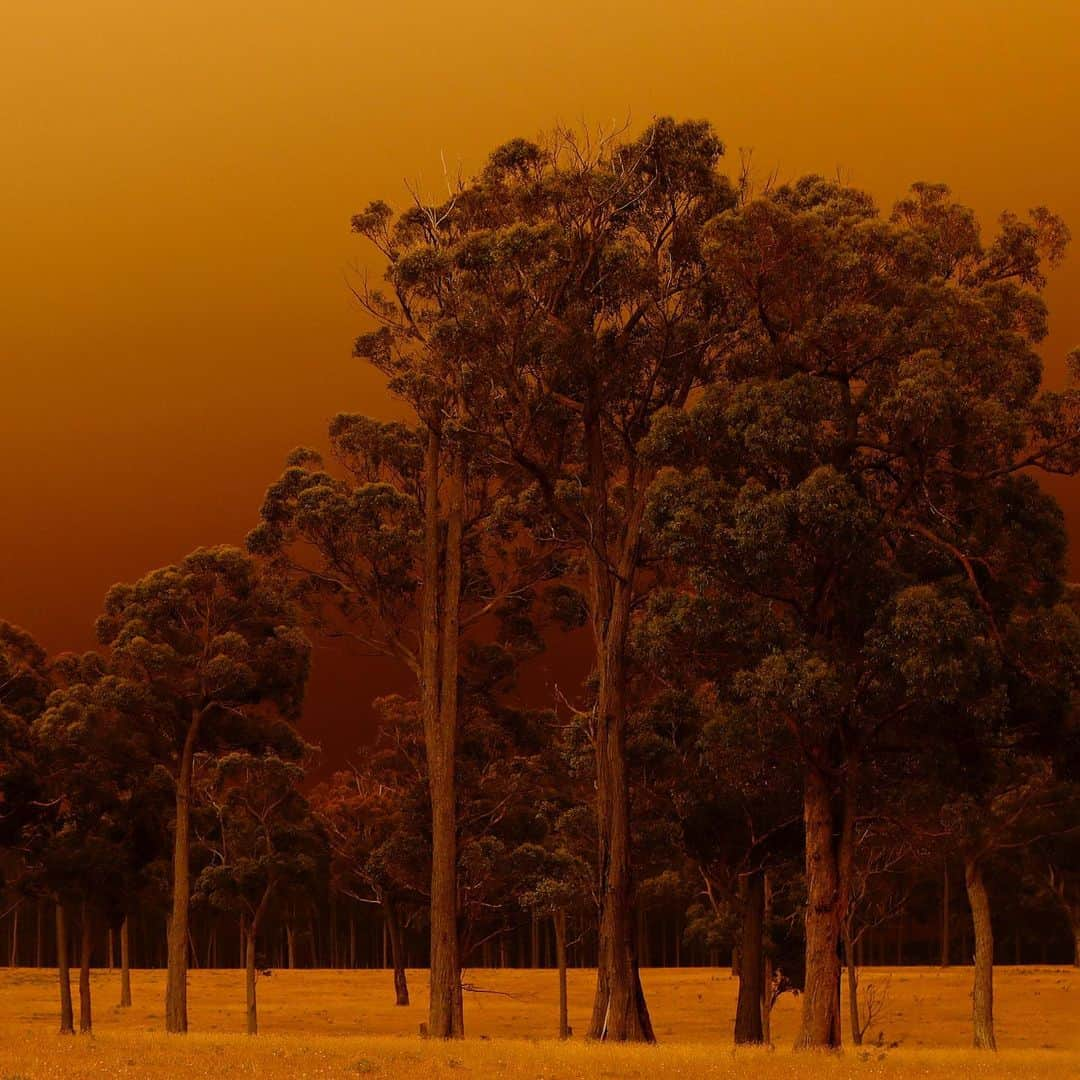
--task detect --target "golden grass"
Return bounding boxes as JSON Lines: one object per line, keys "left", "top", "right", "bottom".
{"left": 0, "top": 966, "right": 1075, "bottom": 1078}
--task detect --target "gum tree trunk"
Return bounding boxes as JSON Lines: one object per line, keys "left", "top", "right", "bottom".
{"left": 165, "top": 709, "right": 201, "bottom": 1033}
{"left": 56, "top": 903, "right": 74, "bottom": 1035}
{"left": 964, "top": 854, "right": 997, "bottom": 1051}
{"left": 734, "top": 869, "right": 765, "bottom": 1044}
{"left": 794, "top": 762, "right": 841, "bottom": 1050}
{"left": 421, "top": 430, "right": 463, "bottom": 1039}
{"left": 843, "top": 921, "right": 862, "bottom": 1045}
{"left": 554, "top": 909, "right": 569, "bottom": 1039}
{"left": 244, "top": 919, "right": 258, "bottom": 1035}
{"left": 120, "top": 916, "right": 132, "bottom": 1007}
{"left": 761, "top": 875, "right": 773, "bottom": 1044}
{"left": 244, "top": 887, "right": 273, "bottom": 1035}
{"left": 586, "top": 592, "right": 654, "bottom": 1043}
{"left": 78, "top": 904, "right": 92, "bottom": 1034}
{"left": 384, "top": 898, "right": 409, "bottom": 1006}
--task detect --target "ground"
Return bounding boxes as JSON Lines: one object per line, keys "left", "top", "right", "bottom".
{"left": 0, "top": 966, "right": 1076, "bottom": 1077}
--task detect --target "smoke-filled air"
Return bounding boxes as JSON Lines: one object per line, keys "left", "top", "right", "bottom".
{"left": 1, "top": 4, "right": 1079, "bottom": 1078}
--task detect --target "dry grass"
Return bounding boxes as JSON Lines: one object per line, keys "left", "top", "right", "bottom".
{"left": 0, "top": 966, "right": 1075, "bottom": 1078}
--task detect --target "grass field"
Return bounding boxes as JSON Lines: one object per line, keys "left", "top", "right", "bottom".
{"left": 0, "top": 966, "right": 1076, "bottom": 1077}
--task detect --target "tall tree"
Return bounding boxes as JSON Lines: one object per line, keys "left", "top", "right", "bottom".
{"left": 645, "top": 175, "right": 1078, "bottom": 1048}
{"left": 95, "top": 546, "right": 310, "bottom": 1033}
{"left": 254, "top": 226, "right": 554, "bottom": 1032}
{"left": 633, "top": 521, "right": 806, "bottom": 1045}
{"left": 367, "top": 119, "right": 737, "bottom": 1040}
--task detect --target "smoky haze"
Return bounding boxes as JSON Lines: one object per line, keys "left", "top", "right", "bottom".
{"left": 2, "top": 1, "right": 1078, "bottom": 763}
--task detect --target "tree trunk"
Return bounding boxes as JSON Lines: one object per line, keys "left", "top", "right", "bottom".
{"left": 586, "top": 594, "right": 655, "bottom": 1043}
{"left": 428, "top": 754, "right": 462, "bottom": 1036}
{"left": 9, "top": 904, "right": 18, "bottom": 967}
{"left": 107, "top": 926, "right": 114, "bottom": 972}
{"left": 286, "top": 923, "right": 296, "bottom": 969}
{"left": 244, "top": 920, "right": 258, "bottom": 1035}
{"left": 165, "top": 710, "right": 201, "bottom": 1033}
{"left": 78, "top": 903, "right": 92, "bottom": 1034}
{"left": 964, "top": 854, "right": 997, "bottom": 1051}
{"left": 761, "top": 874, "right": 773, "bottom": 1044}
{"left": 843, "top": 921, "right": 861, "bottom": 1046}
{"left": 794, "top": 763, "right": 841, "bottom": 1050}
{"left": 120, "top": 916, "right": 133, "bottom": 1007}
{"left": 56, "top": 903, "right": 74, "bottom": 1035}
{"left": 384, "top": 898, "right": 410, "bottom": 1006}
{"left": 555, "top": 909, "right": 569, "bottom": 1039}
{"left": 421, "top": 429, "right": 464, "bottom": 1039}
{"left": 762, "top": 953, "right": 774, "bottom": 1045}
{"left": 330, "top": 897, "right": 338, "bottom": 969}
{"left": 36, "top": 899, "right": 44, "bottom": 968}
{"left": 941, "top": 858, "right": 950, "bottom": 968}
{"left": 734, "top": 869, "right": 765, "bottom": 1044}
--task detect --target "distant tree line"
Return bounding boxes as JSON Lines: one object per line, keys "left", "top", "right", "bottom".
{"left": 1, "top": 119, "right": 1079, "bottom": 1052}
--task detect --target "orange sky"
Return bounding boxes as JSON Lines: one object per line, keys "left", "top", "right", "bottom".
{"left": 2, "top": 2, "right": 1078, "bottom": 757}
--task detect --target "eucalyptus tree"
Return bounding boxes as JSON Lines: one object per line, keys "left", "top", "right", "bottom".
{"left": 514, "top": 841, "right": 591, "bottom": 1039}
{"left": 252, "top": 272, "right": 554, "bottom": 1034}
{"left": 351, "top": 118, "right": 740, "bottom": 1040}
{"left": 193, "top": 750, "right": 321, "bottom": 1034}
{"left": 0, "top": 622, "right": 49, "bottom": 867}
{"left": 95, "top": 545, "right": 310, "bottom": 1033}
{"left": 24, "top": 651, "right": 160, "bottom": 1034}
{"left": 315, "top": 699, "right": 430, "bottom": 1008}
{"left": 629, "top": 535, "right": 808, "bottom": 1046}
{"left": 644, "top": 176, "right": 1079, "bottom": 1048}
{"left": 0, "top": 624, "right": 60, "bottom": 1021}
{"left": 879, "top": 583, "right": 1080, "bottom": 1048}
